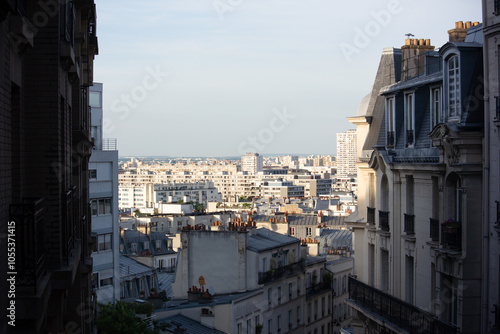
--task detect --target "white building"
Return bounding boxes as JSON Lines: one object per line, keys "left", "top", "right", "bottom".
{"left": 336, "top": 130, "right": 357, "bottom": 180}
{"left": 242, "top": 152, "right": 264, "bottom": 174}
{"left": 89, "top": 83, "right": 120, "bottom": 303}
{"left": 164, "top": 228, "right": 332, "bottom": 334}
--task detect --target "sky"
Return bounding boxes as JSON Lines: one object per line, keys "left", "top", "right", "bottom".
{"left": 93, "top": 0, "right": 482, "bottom": 157}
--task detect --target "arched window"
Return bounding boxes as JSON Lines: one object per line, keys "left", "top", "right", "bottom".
{"left": 447, "top": 55, "right": 460, "bottom": 118}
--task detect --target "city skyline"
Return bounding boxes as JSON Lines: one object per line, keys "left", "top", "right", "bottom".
{"left": 94, "top": 0, "right": 480, "bottom": 157}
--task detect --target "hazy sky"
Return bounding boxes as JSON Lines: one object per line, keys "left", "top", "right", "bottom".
{"left": 94, "top": 0, "right": 481, "bottom": 157}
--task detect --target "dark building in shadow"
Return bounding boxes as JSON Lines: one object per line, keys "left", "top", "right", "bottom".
{"left": 1, "top": 0, "right": 98, "bottom": 332}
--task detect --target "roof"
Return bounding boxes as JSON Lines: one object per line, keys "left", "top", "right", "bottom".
{"left": 247, "top": 228, "right": 299, "bottom": 253}
{"left": 120, "top": 255, "right": 156, "bottom": 281}
{"left": 159, "top": 315, "right": 226, "bottom": 334}
{"left": 157, "top": 272, "right": 176, "bottom": 298}
{"left": 306, "top": 256, "right": 326, "bottom": 266}
{"left": 252, "top": 214, "right": 347, "bottom": 227}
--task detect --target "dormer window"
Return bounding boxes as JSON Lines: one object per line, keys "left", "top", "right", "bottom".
{"left": 405, "top": 93, "right": 415, "bottom": 147}
{"left": 447, "top": 55, "right": 460, "bottom": 119}
{"left": 431, "top": 87, "right": 442, "bottom": 129}
{"left": 385, "top": 97, "right": 395, "bottom": 148}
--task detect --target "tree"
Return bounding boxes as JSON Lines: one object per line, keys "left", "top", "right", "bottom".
{"left": 193, "top": 203, "right": 205, "bottom": 213}
{"left": 176, "top": 199, "right": 184, "bottom": 204}
{"left": 97, "top": 302, "right": 156, "bottom": 334}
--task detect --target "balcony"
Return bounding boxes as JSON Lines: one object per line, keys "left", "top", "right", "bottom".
{"left": 379, "top": 210, "right": 390, "bottom": 232}
{"left": 258, "top": 259, "right": 305, "bottom": 285}
{"left": 430, "top": 218, "right": 439, "bottom": 242}
{"left": 102, "top": 138, "right": 117, "bottom": 151}
{"left": 348, "top": 276, "right": 456, "bottom": 334}
{"left": 9, "top": 198, "right": 47, "bottom": 293}
{"left": 404, "top": 214, "right": 415, "bottom": 235}
{"left": 441, "top": 222, "right": 461, "bottom": 250}
{"left": 367, "top": 207, "right": 375, "bottom": 225}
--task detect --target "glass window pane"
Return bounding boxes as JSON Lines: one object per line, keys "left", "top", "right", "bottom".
{"left": 89, "top": 91, "right": 101, "bottom": 108}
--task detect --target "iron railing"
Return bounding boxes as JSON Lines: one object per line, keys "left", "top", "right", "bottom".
{"left": 379, "top": 210, "right": 390, "bottom": 232}
{"left": 367, "top": 207, "right": 375, "bottom": 225}
{"left": 9, "top": 198, "right": 47, "bottom": 293}
{"left": 430, "top": 218, "right": 439, "bottom": 242}
{"left": 258, "top": 259, "right": 305, "bottom": 285}
{"left": 441, "top": 224, "right": 462, "bottom": 250}
{"left": 102, "top": 138, "right": 117, "bottom": 151}
{"left": 348, "top": 276, "right": 457, "bottom": 334}
{"left": 404, "top": 214, "right": 415, "bottom": 235}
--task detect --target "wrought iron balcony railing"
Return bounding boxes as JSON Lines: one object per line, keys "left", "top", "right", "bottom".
{"left": 258, "top": 259, "right": 305, "bottom": 285}
{"left": 367, "top": 207, "right": 375, "bottom": 225}
{"left": 430, "top": 218, "right": 439, "bottom": 242}
{"left": 9, "top": 198, "right": 47, "bottom": 293}
{"left": 404, "top": 214, "right": 415, "bottom": 235}
{"left": 441, "top": 223, "right": 462, "bottom": 250}
{"left": 379, "top": 210, "right": 390, "bottom": 232}
{"left": 348, "top": 276, "right": 457, "bottom": 334}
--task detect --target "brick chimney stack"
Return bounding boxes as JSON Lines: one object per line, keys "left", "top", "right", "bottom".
{"left": 401, "top": 38, "right": 434, "bottom": 81}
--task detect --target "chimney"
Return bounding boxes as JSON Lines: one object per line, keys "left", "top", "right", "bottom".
{"left": 448, "top": 21, "right": 468, "bottom": 43}
{"left": 401, "top": 37, "right": 434, "bottom": 81}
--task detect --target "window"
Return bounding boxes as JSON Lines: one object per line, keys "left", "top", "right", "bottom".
{"left": 447, "top": 55, "right": 460, "bottom": 118}
{"left": 268, "top": 319, "right": 272, "bottom": 334}
{"left": 268, "top": 288, "right": 272, "bottom": 306}
{"left": 91, "top": 198, "right": 112, "bottom": 216}
{"left": 100, "top": 277, "right": 113, "bottom": 287}
{"left": 278, "top": 286, "right": 281, "bottom": 304}
{"left": 237, "top": 323, "right": 242, "bottom": 334}
{"left": 405, "top": 93, "right": 415, "bottom": 146}
{"left": 431, "top": 87, "right": 441, "bottom": 128}
{"left": 89, "top": 91, "right": 101, "bottom": 108}
{"left": 290, "top": 227, "right": 295, "bottom": 236}
{"left": 98, "top": 233, "right": 112, "bottom": 251}
{"left": 496, "top": 0, "right": 500, "bottom": 15}
{"left": 306, "top": 227, "right": 312, "bottom": 236}
{"left": 89, "top": 169, "right": 97, "bottom": 180}
{"left": 246, "top": 319, "right": 251, "bottom": 334}
{"left": 297, "top": 277, "right": 301, "bottom": 295}
{"left": 297, "top": 306, "right": 301, "bottom": 324}
{"left": 288, "top": 310, "right": 292, "bottom": 328}
{"left": 289, "top": 282, "right": 293, "bottom": 299}
{"left": 263, "top": 257, "right": 267, "bottom": 272}
{"left": 277, "top": 315, "right": 281, "bottom": 332}
{"left": 386, "top": 97, "right": 395, "bottom": 147}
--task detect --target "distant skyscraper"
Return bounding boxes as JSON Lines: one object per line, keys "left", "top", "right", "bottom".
{"left": 242, "top": 152, "right": 263, "bottom": 174}
{"left": 336, "top": 129, "right": 357, "bottom": 179}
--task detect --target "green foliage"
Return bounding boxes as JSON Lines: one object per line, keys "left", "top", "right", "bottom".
{"left": 97, "top": 302, "right": 155, "bottom": 334}
{"left": 323, "top": 272, "right": 333, "bottom": 288}
{"left": 193, "top": 203, "right": 205, "bottom": 213}
{"left": 242, "top": 203, "right": 251, "bottom": 209}
{"left": 256, "top": 323, "right": 263, "bottom": 334}
{"left": 176, "top": 199, "right": 184, "bottom": 204}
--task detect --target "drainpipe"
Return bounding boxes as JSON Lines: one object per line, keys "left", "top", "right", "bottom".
{"left": 482, "top": 3, "right": 490, "bottom": 332}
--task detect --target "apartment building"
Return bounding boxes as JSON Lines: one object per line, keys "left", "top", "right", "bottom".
{"left": 0, "top": 1, "right": 99, "bottom": 332}
{"left": 242, "top": 152, "right": 264, "bottom": 174}
{"left": 161, "top": 227, "right": 332, "bottom": 334}
{"left": 482, "top": 1, "right": 500, "bottom": 331}
{"left": 89, "top": 83, "right": 120, "bottom": 303}
{"left": 346, "top": 22, "right": 483, "bottom": 334}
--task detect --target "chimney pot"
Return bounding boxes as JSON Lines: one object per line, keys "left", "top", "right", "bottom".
{"left": 465, "top": 21, "right": 471, "bottom": 29}
{"left": 473, "top": 21, "right": 480, "bottom": 26}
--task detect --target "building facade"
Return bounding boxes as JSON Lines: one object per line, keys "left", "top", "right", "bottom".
{"left": 242, "top": 152, "right": 264, "bottom": 174}
{"left": 0, "top": 1, "right": 99, "bottom": 332}
{"left": 482, "top": 1, "right": 500, "bottom": 332}
{"left": 89, "top": 83, "right": 120, "bottom": 304}
{"left": 347, "top": 22, "right": 483, "bottom": 334}
{"left": 336, "top": 129, "right": 357, "bottom": 180}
